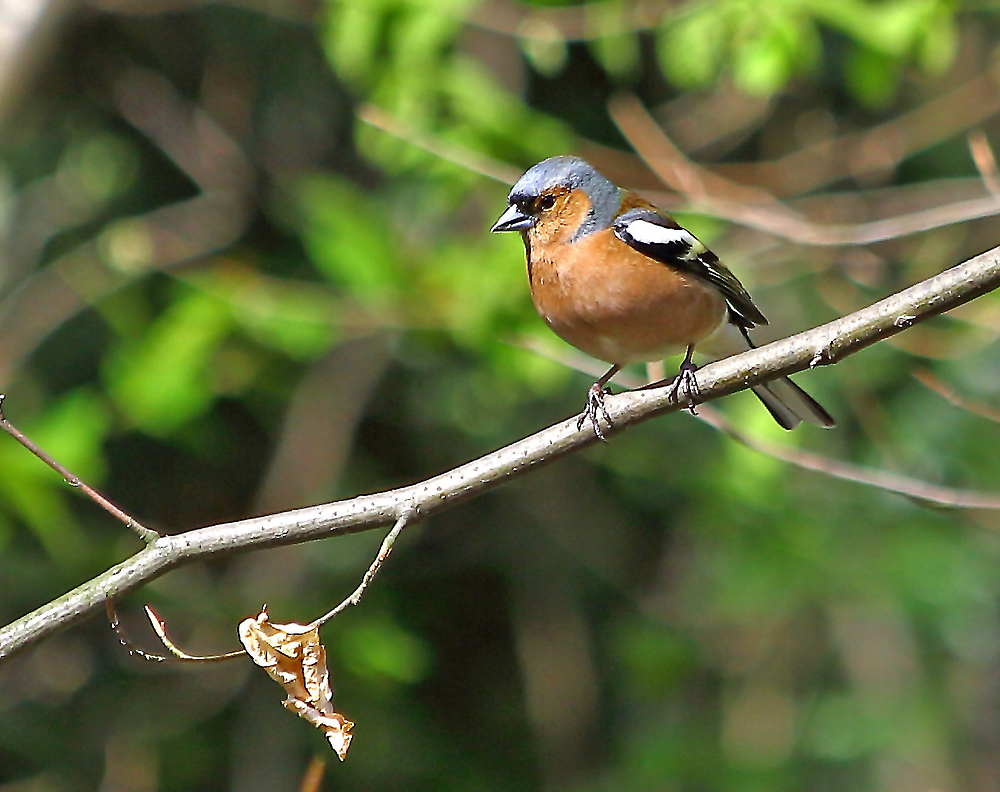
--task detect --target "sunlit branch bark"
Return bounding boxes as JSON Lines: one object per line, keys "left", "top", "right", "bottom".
{"left": 1, "top": 243, "right": 1000, "bottom": 661}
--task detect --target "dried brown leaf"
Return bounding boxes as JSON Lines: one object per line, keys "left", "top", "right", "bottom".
{"left": 238, "top": 608, "right": 354, "bottom": 760}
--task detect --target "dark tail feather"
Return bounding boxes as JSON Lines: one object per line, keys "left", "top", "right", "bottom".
{"left": 732, "top": 322, "right": 834, "bottom": 430}
{"left": 752, "top": 377, "right": 835, "bottom": 430}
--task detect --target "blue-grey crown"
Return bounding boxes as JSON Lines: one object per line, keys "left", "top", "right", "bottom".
{"left": 509, "top": 156, "right": 622, "bottom": 240}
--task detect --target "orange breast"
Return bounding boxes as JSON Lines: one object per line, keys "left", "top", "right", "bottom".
{"left": 528, "top": 230, "right": 727, "bottom": 365}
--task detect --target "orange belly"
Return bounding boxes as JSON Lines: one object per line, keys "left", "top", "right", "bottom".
{"left": 529, "top": 233, "right": 727, "bottom": 365}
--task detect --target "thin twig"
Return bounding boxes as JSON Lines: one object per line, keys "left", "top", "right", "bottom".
{"left": 311, "top": 507, "right": 414, "bottom": 629}
{"left": 106, "top": 599, "right": 244, "bottom": 663}
{"left": 0, "top": 395, "right": 160, "bottom": 543}
{"left": 143, "top": 605, "right": 245, "bottom": 661}
{"left": 358, "top": 105, "right": 521, "bottom": 185}
{"left": 107, "top": 599, "right": 170, "bottom": 662}
{"left": 693, "top": 404, "right": 1000, "bottom": 510}
{"left": 672, "top": 187, "right": 1000, "bottom": 248}
{"left": 969, "top": 130, "right": 1000, "bottom": 195}
{"left": 110, "top": 508, "right": 418, "bottom": 661}
{"left": 913, "top": 368, "right": 1000, "bottom": 426}
{"left": 298, "top": 757, "right": 327, "bottom": 792}
{"left": 609, "top": 92, "right": 787, "bottom": 209}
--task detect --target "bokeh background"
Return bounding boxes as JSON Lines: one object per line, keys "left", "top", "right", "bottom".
{"left": 3, "top": 1, "right": 1000, "bottom": 790}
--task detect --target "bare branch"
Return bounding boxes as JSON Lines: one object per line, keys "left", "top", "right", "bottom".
{"left": 608, "top": 92, "right": 784, "bottom": 209}
{"left": 2, "top": 244, "right": 1000, "bottom": 661}
{"left": 311, "top": 507, "right": 414, "bottom": 628}
{"left": 694, "top": 404, "right": 1000, "bottom": 510}
{"left": 358, "top": 105, "right": 521, "bottom": 185}
{"left": 913, "top": 368, "right": 1000, "bottom": 426}
{"left": 968, "top": 130, "right": 1000, "bottom": 196}
{"left": 0, "top": 395, "right": 159, "bottom": 543}
{"left": 361, "top": 94, "right": 1000, "bottom": 251}
{"left": 106, "top": 600, "right": 244, "bottom": 663}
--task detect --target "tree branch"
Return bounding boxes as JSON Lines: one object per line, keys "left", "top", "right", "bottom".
{"left": 2, "top": 244, "right": 1000, "bottom": 661}
{"left": 0, "top": 395, "right": 161, "bottom": 543}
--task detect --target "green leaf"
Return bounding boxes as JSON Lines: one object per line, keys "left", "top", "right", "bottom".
{"left": 338, "top": 616, "right": 433, "bottom": 684}
{"left": 520, "top": 23, "right": 569, "bottom": 76}
{"left": 298, "top": 175, "right": 406, "bottom": 308}
{"left": 658, "top": 3, "right": 730, "bottom": 89}
{"left": 846, "top": 45, "right": 901, "bottom": 108}
{"left": 104, "top": 288, "right": 234, "bottom": 434}
{"left": 324, "top": 0, "right": 393, "bottom": 88}
{"left": 185, "top": 269, "right": 338, "bottom": 361}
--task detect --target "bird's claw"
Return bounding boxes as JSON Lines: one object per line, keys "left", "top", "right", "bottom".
{"left": 578, "top": 382, "right": 614, "bottom": 441}
{"left": 667, "top": 361, "right": 700, "bottom": 414}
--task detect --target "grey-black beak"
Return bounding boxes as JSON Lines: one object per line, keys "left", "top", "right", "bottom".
{"left": 491, "top": 203, "right": 535, "bottom": 233}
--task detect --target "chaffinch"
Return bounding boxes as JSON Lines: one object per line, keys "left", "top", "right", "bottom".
{"left": 491, "top": 155, "right": 834, "bottom": 439}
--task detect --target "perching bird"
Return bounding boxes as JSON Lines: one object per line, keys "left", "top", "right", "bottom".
{"left": 490, "top": 155, "right": 834, "bottom": 439}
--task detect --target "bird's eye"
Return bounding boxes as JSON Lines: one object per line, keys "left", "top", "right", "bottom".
{"left": 538, "top": 194, "right": 556, "bottom": 211}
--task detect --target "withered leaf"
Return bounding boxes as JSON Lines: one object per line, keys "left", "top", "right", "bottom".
{"left": 239, "top": 608, "right": 354, "bottom": 760}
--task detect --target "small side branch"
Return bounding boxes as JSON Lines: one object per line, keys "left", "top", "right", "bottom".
{"left": 0, "top": 396, "right": 160, "bottom": 544}
{"left": 311, "top": 507, "right": 415, "bottom": 628}
{"left": 694, "top": 404, "right": 1000, "bottom": 510}
{"left": 107, "top": 600, "right": 244, "bottom": 663}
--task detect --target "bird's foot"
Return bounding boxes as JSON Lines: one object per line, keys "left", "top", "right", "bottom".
{"left": 577, "top": 382, "right": 614, "bottom": 441}
{"left": 667, "top": 359, "right": 700, "bottom": 415}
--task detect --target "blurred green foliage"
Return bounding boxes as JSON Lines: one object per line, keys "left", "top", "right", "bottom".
{"left": 659, "top": 0, "right": 957, "bottom": 99}
{"left": 2, "top": 1, "right": 1000, "bottom": 791}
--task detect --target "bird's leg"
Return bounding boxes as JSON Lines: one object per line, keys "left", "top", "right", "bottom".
{"left": 577, "top": 364, "right": 620, "bottom": 441}
{"left": 638, "top": 346, "right": 700, "bottom": 413}
{"left": 667, "top": 345, "right": 699, "bottom": 413}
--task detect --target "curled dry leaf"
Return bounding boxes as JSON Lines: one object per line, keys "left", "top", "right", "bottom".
{"left": 238, "top": 608, "right": 354, "bottom": 760}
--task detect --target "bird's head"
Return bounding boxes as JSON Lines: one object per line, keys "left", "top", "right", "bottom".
{"left": 491, "top": 156, "right": 621, "bottom": 242}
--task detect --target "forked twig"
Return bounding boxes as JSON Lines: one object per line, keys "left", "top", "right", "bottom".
{"left": 108, "top": 510, "right": 415, "bottom": 661}
{"left": 107, "top": 600, "right": 244, "bottom": 663}
{"left": 0, "top": 395, "right": 160, "bottom": 543}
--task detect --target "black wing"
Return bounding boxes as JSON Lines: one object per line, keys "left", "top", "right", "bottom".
{"left": 612, "top": 207, "right": 768, "bottom": 329}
